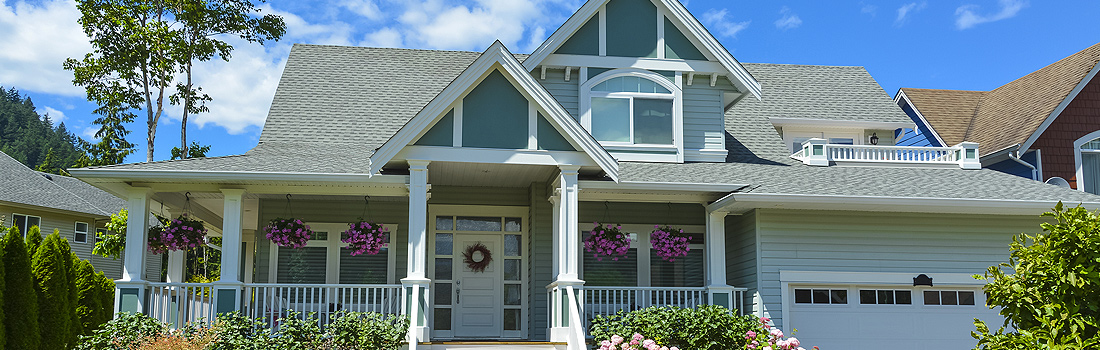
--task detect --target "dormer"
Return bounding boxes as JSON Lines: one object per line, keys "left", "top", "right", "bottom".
{"left": 523, "top": 0, "right": 762, "bottom": 163}
{"left": 770, "top": 118, "right": 915, "bottom": 153}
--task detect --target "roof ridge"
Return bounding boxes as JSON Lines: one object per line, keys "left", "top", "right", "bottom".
{"left": 35, "top": 171, "right": 112, "bottom": 216}
{"left": 988, "top": 42, "right": 1100, "bottom": 94}
{"left": 291, "top": 43, "right": 533, "bottom": 56}
{"left": 744, "top": 62, "right": 865, "bottom": 69}
{"left": 901, "top": 87, "right": 987, "bottom": 93}
{"left": 961, "top": 91, "right": 989, "bottom": 144}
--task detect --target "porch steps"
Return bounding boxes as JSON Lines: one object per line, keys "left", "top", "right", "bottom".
{"left": 416, "top": 341, "right": 567, "bottom": 350}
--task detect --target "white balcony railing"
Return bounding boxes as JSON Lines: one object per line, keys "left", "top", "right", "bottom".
{"left": 578, "top": 286, "right": 748, "bottom": 331}
{"left": 791, "top": 138, "right": 981, "bottom": 169}
{"left": 146, "top": 283, "right": 217, "bottom": 328}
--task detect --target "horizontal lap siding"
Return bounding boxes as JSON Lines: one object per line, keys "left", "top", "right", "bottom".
{"left": 578, "top": 202, "right": 705, "bottom": 226}
{"left": 725, "top": 211, "right": 757, "bottom": 314}
{"left": 539, "top": 69, "right": 579, "bottom": 120}
{"left": 529, "top": 184, "right": 552, "bottom": 340}
{"left": 755, "top": 209, "right": 1042, "bottom": 330}
{"left": 2, "top": 205, "right": 126, "bottom": 279}
{"left": 683, "top": 84, "right": 727, "bottom": 152}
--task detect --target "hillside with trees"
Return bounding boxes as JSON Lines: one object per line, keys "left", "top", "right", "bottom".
{"left": 0, "top": 87, "right": 85, "bottom": 174}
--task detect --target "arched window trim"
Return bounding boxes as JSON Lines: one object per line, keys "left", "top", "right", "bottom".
{"left": 1072, "top": 130, "right": 1100, "bottom": 193}
{"left": 579, "top": 68, "right": 684, "bottom": 163}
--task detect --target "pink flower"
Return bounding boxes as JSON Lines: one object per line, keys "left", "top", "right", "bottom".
{"left": 611, "top": 335, "right": 623, "bottom": 345}
{"left": 770, "top": 328, "right": 784, "bottom": 339}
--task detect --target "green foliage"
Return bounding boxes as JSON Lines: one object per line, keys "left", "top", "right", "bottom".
{"left": 95, "top": 272, "right": 115, "bottom": 329}
{"left": 24, "top": 225, "right": 42, "bottom": 258}
{"left": 272, "top": 312, "right": 324, "bottom": 350}
{"left": 589, "top": 305, "right": 758, "bottom": 350}
{"left": 973, "top": 203, "right": 1100, "bottom": 349}
{"left": 73, "top": 258, "right": 101, "bottom": 338}
{"left": 202, "top": 311, "right": 273, "bottom": 350}
{"left": 2, "top": 227, "right": 39, "bottom": 350}
{"left": 74, "top": 312, "right": 164, "bottom": 350}
{"left": 0, "top": 230, "right": 6, "bottom": 349}
{"left": 54, "top": 234, "right": 81, "bottom": 346}
{"left": 170, "top": 141, "right": 211, "bottom": 160}
{"left": 324, "top": 311, "right": 410, "bottom": 350}
{"left": 94, "top": 209, "right": 127, "bottom": 259}
{"left": 32, "top": 232, "right": 74, "bottom": 350}
{"left": 0, "top": 87, "right": 85, "bottom": 172}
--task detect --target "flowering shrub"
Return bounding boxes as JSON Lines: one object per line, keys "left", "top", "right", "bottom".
{"left": 650, "top": 225, "right": 691, "bottom": 262}
{"left": 744, "top": 317, "right": 817, "bottom": 350}
{"left": 265, "top": 218, "right": 313, "bottom": 248}
{"left": 342, "top": 221, "right": 389, "bottom": 256}
{"left": 148, "top": 214, "right": 208, "bottom": 255}
{"left": 598, "top": 333, "right": 680, "bottom": 350}
{"left": 584, "top": 222, "right": 630, "bottom": 261}
{"left": 590, "top": 305, "right": 756, "bottom": 350}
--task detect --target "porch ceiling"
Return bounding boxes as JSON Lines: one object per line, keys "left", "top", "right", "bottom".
{"left": 426, "top": 162, "right": 561, "bottom": 187}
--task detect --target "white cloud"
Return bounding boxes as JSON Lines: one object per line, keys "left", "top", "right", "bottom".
{"left": 896, "top": 2, "right": 927, "bottom": 25}
{"left": 40, "top": 106, "right": 65, "bottom": 123}
{"left": 955, "top": 0, "right": 1028, "bottom": 30}
{"left": 359, "top": 27, "right": 404, "bottom": 48}
{"left": 774, "top": 6, "right": 802, "bottom": 30}
{"left": 339, "top": 0, "right": 383, "bottom": 21}
{"left": 262, "top": 5, "right": 355, "bottom": 46}
{"left": 860, "top": 4, "right": 877, "bottom": 16}
{"left": 0, "top": 0, "right": 92, "bottom": 97}
{"left": 80, "top": 125, "right": 99, "bottom": 141}
{"left": 395, "top": 0, "right": 549, "bottom": 51}
{"left": 701, "top": 9, "right": 751, "bottom": 39}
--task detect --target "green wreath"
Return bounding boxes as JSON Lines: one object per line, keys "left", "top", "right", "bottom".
{"left": 462, "top": 242, "right": 493, "bottom": 273}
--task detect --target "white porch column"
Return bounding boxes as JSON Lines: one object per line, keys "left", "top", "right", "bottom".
{"left": 550, "top": 166, "right": 584, "bottom": 344}
{"left": 116, "top": 186, "right": 151, "bottom": 315}
{"left": 705, "top": 210, "right": 737, "bottom": 312}
{"left": 402, "top": 160, "right": 431, "bottom": 344}
{"left": 214, "top": 189, "right": 245, "bottom": 316}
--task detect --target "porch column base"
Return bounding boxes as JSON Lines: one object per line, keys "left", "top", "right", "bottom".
{"left": 401, "top": 277, "right": 431, "bottom": 343}
{"left": 212, "top": 281, "right": 244, "bottom": 317}
{"left": 550, "top": 327, "right": 572, "bottom": 342}
{"left": 706, "top": 285, "right": 736, "bottom": 311}
{"left": 114, "top": 280, "right": 149, "bottom": 316}
{"left": 547, "top": 279, "right": 584, "bottom": 343}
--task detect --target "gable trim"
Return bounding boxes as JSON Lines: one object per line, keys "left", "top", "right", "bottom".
{"left": 522, "top": 0, "right": 761, "bottom": 99}
{"left": 1019, "top": 59, "right": 1100, "bottom": 155}
{"left": 369, "top": 41, "right": 620, "bottom": 180}
{"left": 893, "top": 90, "right": 947, "bottom": 147}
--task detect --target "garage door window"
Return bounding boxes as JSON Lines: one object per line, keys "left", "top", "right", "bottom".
{"left": 859, "top": 290, "right": 912, "bottom": 305}
{"left": 794, "top": 289, "right": 847, "bottom": 304}
{"left": 924, "top": 290, "right": 975, "bottom": 306}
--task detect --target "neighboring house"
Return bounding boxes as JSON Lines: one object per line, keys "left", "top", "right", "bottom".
{"left": 0, "top": 151, "right": 162, "bottom": 281}
{"left": 67, "top": 1, "right": 1100, "bottom": 349}
{"left": 896, "top": 43, "right": 1100, "bottom": 192}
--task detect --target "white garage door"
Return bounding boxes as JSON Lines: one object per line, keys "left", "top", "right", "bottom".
{"left": 787, "top": 285, "right": 1003, "bottom": 350}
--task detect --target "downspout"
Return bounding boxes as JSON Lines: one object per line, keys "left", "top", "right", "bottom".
{"left": 1008, "top": 151, "right": 1039, "bottom": 181}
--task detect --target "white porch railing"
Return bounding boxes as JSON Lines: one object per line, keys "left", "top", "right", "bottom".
{"left": 146, "top": 283, "right": 217, "bottom": 328}
{"left": 578, "top": 286, "right": 749, "bottom": 331}
{"left": 791, "top": 139, "right": 981, "bottom": 169}
{"left": 242, "top": 283, "right": 402, "bottom": 328}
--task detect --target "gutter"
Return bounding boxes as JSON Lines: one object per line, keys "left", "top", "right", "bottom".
{"left": 67, "top": 168, "right": 407, "bottom": 184}
{"left": 1008, "top": 151, "right": 1039, "bottom": 181}
{"left": 708, "top": 192, "right": 1100, "bottom": 214}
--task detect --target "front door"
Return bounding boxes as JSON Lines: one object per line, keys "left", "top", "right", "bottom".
{"left": 429, "top": 206, "right": 528, "bottom": 340}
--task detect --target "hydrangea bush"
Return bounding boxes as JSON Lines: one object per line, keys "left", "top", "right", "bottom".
{"left": 342, "top": 221, "right": 389, "bottom": 256}
{"left": 584, "top": 222, "right": 631, "bottom": 261}
{"left": 598, "top": 333, "right": 680, "bottom": 350}
{"left": 650, "top": 225, "right": 691, "bottom": 262}
{"left": 148, "top": 214, "right": 207, "bottom": 254}
{"left": 265, "top": 218, "right": 313, "bottom": 249}
{"left": 745, "top": 317, "right": 817, "bottom": 350}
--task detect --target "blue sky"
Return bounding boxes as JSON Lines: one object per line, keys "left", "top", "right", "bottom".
{"left": 1, "top": 0, "right": 1097, "bottom": 163}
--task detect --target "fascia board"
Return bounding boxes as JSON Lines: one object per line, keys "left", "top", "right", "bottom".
{"left": 1019, "top": 60, "right": 1100, "bottom": 154}
{"left": 579, "top": 180, "right": 747, "bottom": 192}
{"left": 769, "top": 117, "right": 914, "bottom": 130}
{"left": 0, "top": 200, "right": 110, "bottom": 219}
{"left": 894, "top": 90, "right": 948, "bottom": 147}
{"left": 715, "top": 192, "right": 1100, "bottom": 215}
{"left": 67, "top": 168, "right": 402, "bottom": 184}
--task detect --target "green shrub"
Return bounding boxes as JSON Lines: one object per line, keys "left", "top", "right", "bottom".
{"left": 32, "top": 232, "right": 72, "bottom": 350}
{"left": 974, "top": 203, "right": 1100, "bottom": 349}
{"left": 272, "top": 312, "right": 324, "bottom": 350}
{"left": 24, "top": 225, "right": 41, "bottom": 258}
{"left": 200, "top": 311, "right": 273, "bottom": 350}
{"left": 74, "top": 258, "right": 102, "bottom": 338}
{"left": 324, "top": 311, "right": 410, "bottom": 350}
{"left": 74, "top": 312, "right": 164, "bottom": 350}
{"left": 2, "top": 227, "right": 39, "bottom": 350}
{"left": 589, "top": 305, "right": 757, "bottom": 350}
{"left": 95, "top": 273, "right": 115, "bottom": 327}
{"left": 0, "top": 229, "right": 6, "bottom": 349}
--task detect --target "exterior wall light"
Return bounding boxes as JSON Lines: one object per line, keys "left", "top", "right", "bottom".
{"left": 869, "top": 133, "right": 879, "bottom": 145}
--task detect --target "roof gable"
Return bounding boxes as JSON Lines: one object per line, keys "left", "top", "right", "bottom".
{"left": 523, "top": 0, "right": 761, "bottom": 99}
{"left": 897, "top": 88, "right": 984, "bottom": 146}
{"left": 370, "top": 41, "right": 619, "bottom": 180}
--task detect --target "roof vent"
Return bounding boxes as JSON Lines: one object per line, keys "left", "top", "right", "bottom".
{"left": 42, "top": 174, "right": 53, "bottom": 181}
{"left": 1046, "top": 177, "right": 1071, "bottom": 188}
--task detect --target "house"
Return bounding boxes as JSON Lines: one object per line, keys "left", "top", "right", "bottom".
{"left": 895, "top": 43, "right": 1100, "bottom": 192}
{"left": 67, "top": 1, "right": 1100, "bottom": 349}
{"left": 0, "top": 151, "right": 161, "bottom": 281}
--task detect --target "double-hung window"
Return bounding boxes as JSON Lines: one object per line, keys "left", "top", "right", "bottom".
{"left": 75, "top": 222, "right": 89, "bottom": 243}
{"left": 270, "top": 223, "right": 397, "bottom": 285}
{"left": 581, "top": 69, "right": 682, "bottom": 162}
{"left": 12, "top": 214, "right": 41, "bottom": 236}
{"left": 1078, "top": 135, "right": 1100, "bottom": 194}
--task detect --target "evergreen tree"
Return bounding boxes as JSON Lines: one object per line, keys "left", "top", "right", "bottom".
{"left": 2, "top": 227, "right": 39, "bottom": 350}
{"left": 0, "top": 228, "right": 6, "bottom": 349}
{"left": 24, "top": 225, "right": 41, "bottom": 259}
{"left": 95, "top": 272, "right": 114, "bottom": 327}
{"left": 73, "top": 258, "right": 100, "bottom": 337}
{"left": 31, "top": 233, "right": 71, "bottom": 350}
{"left": 55, "top": 234, "right": 81, "bottom": 345}
{"left": 0, "top": 87, "right": 84, "bottom": 172}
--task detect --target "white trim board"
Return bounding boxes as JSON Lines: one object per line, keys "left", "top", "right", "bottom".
{"left": 893, "top": 90, "right": 947, "bottom": 147}
{"left": 368, "top": 41, "right": 619, "bottom": 181}
{"left": 779, "top": 271, "right": 989, "bottom": 286}
{"left": 1019, "top": 59, "right": 1100, "bottom": 154}
{"left": 521, "top": 0, "right": 761, "bottom": 100}
{"left": 770, "top": 117, "right": 914, "bottom": 131}
{"left": 708, "top": 192, "right": 1100, "bottom": 215}
{"left": 1073, "top": 130, "right": 1100, "bottom": 192}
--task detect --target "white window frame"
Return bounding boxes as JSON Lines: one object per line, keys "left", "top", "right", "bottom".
{"left": 1073, "top": 130, "right": 1100, "bottom": 193}
{"left": 580, "top": 68, "right": 684, "bottom": 163}
{"left": 74, "top": 221, "right": 89, "bottom": 243}
{"left": 11, "top": 213, "right": 42, "bottom": 237}
{"left": 268, "top": 222, "right": 398, "bottom": 285}
{"left": 783, "top": 129, "right": 864, "bottom": 154}
{"left": 578, "top": 223, "right": 706, "bottom": 287}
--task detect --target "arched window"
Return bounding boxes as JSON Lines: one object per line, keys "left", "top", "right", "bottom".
{"left": 1076, "top": 132, "right": 1100, "bottom": 194}
{"left": 581, "top": 69, "right": 681, "bottom": 150}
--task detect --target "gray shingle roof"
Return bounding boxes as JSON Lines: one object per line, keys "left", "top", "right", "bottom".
{"left": 78, "top": 45, "right": 1100, "bottom": 204}
{"left": 1, "top": 151, "right": 122, "bottom": 216}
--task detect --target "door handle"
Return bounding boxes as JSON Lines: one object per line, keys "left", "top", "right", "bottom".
{"left": 456, "top": 280, "right": 461, "bottom": 304}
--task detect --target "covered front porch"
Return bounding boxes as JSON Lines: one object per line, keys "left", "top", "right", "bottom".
{"left": 76, "top": 161, "right": 748, "bottom": 348}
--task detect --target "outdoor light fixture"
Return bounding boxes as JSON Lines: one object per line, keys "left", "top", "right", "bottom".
{"left": 870, "top": 133, "right": 879, "bottom": 145}
{"left": 914, "top": 274, "right": 933, "bottom": 287}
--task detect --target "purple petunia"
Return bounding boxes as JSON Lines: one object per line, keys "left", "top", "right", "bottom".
{"left": 650, "top": 225, "right": 691, "bottom": 261}
{"left": 148, "top": 214, "right": 208, "bottom": 254}
{"left": 584, "top": 222, "right": 631, "bottom": 261}
{"left": 265, "top": 218, "right": 313, "bottom": 249}
{"left": 342, "top": 221, "right": 389, "bottom": 256}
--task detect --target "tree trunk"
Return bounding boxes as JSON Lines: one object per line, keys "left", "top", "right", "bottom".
{"left": 181, "top": 60, "right": 192, "bottom": 159}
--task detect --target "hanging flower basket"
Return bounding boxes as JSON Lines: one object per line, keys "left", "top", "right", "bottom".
{"left": 342, "top": 221, "right": 389, "bottom": 256}
{"left": 148, "top": 214, "right": 207, "bottom": 255}
{"left": 584, "top": 222, "right": 630, "bottom": 261}
{"left": 265, "top": 218, "right": 313, "bottom": 249}
{"left": 650, "top": 225, "right": 692, "bottom": 262}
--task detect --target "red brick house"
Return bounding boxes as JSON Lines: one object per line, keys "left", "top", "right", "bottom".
{"left": 895, "top": 43, "right": 1100, "bottom": 193}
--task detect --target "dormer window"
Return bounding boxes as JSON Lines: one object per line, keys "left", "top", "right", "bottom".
{"left": 582, "top": 69, "right": 683, "bottom": 162}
